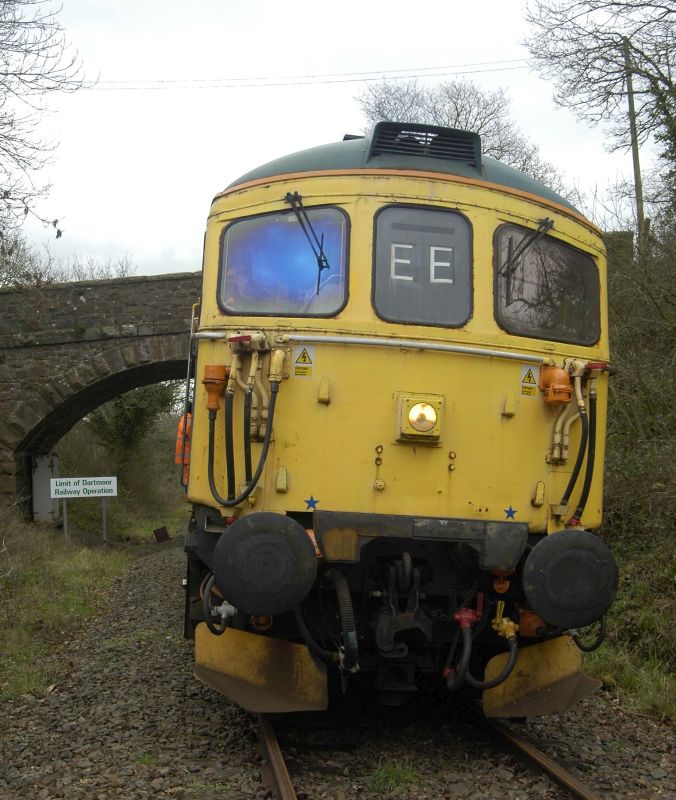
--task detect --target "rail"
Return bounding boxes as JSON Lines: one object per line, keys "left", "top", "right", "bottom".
{"left": 257, "top": 714, "right": 297, "bottom": 800}
{"left": 487, "top": 717, "right": 604, "bottom": 800}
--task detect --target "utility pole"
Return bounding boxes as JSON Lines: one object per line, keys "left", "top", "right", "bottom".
{"left": 623, "top": 36, "right": 646, "bottom": 262}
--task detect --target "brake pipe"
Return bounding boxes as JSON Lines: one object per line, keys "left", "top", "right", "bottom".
{"left": 551, "top": 402, "right": 575, "bottom": 463}
{"left": 251, "top": 352, "right": 266, "bottom": 436}
{"left": 445, "top": 595, "right": 484, "bottom": 690}
{"left": 293, "top": 605, "right": 334, "bottom": 664}
{"left": 201, "top": 573, "right": 229, "bottom": 636}
{"left": 573, "top": 616, "right": 606, "bottom": 652}
{"left": 449, "top": 628, "right": 474, "bottom": 689}
{"left": 233, "top": 357, "right": 248, "bottom": 393}
{"left": 223, "top": 354, "right": 240, "bottom": 500}
{"left": 206, "top": 349, "right": 285, "bottom": 508}
{"left": 208, "top": 382, "right": 279, "bottom": 507}
{"left": 325, "top": 568, "right": 359, "bottom": 672}
{"left": 444, "top": 629, "right": 472, "bottom": 691}
{"left": 243, "top": 352, "right": 259, "bottom": 485}
{"left": 254, "top": 360, "right": 268, "bottom": 425}
{"left": 466, "top": 635, "right": 519, "bottom": 690}
{"left": 243, "top": 389, "right": 253, "bottom": 484}
{"left": 570, "top": 373, "right": 598, "bottom": 525}
{"left": 561, "top": 409, "right": 581, "bottom": 462}
{"left": 558, "top": 374, "right": 588, "bottom": 510}
{"left": 234, "top": 353, "right": 261, "bottom": 445}
{"left": 464, "top": 601, "right": 519, "bottom": 690}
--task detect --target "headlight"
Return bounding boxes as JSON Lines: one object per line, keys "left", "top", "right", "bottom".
{"left": 397, "top": 394, "right": 444, "bottom": 442}
{"left": 408, "top": 402, "right": 437, "bottom": 432}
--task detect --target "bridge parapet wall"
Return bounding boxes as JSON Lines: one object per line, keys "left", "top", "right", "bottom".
{"left": 0, "top": 272, "right": 202, "bottom": 505}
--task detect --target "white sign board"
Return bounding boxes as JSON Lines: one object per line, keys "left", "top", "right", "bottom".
{"left": 50, "top": 477, "right": 118, "bottom": 499}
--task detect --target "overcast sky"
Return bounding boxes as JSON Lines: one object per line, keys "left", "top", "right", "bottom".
{"left": 23, "top": 0, "right": 653, "bottom": 276}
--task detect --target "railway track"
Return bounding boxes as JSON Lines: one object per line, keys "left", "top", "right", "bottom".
{"left": 257, "top": 710, "right": 605, "bottom": 800}
{"left": 257, "top": 714, "right": 298, "bottom": 800}
{"left": 487, "top": 717, "right": 604, "bottom": 800}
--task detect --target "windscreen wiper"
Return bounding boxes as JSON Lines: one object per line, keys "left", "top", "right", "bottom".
{"left": 284, "top": 191, "right": 330, "bottom": 295}
{"left": 500, "top": 217, "right": 554, "bottom": 305}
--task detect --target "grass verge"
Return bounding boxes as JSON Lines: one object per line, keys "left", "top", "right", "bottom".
{"left": 583, "top": 534, "right": 675, "bottom": 721}
{"left": 0, "top": 412, "right": 190, "bottom": 702}
{"left": 585, "top": 647, "right": 675, "bottom": 720}
{"left": 0, "top": 510, "right": 132, "bottom": 700}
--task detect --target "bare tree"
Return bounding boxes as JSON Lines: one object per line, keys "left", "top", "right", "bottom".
{"left": 357, "top": 78, "right": 572, "bottom": 197}
{"left": 525, "top": 1, "right": 675, "bottom": 254}
{"left": 0, "top": 227, "right": 136, "bottom": 288}
{"left": 0, "top": 0, "right": 84, "bottom": 237}
{"left": 525, "top": 1, "right": 675, "bottom": 152}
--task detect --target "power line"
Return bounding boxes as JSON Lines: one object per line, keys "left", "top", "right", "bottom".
{"left": 97, "top": 57, "right": 527, "bottom": 84}
{"left": 88, "top": 61, "right": 529, "bottom": 92}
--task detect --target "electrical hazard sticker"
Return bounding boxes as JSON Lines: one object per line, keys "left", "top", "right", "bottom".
{"left": 292, "top": 345, "right": 315, "bottom": 378}
{"left": 520, "top": 365, "right": 537, "bottom": 397}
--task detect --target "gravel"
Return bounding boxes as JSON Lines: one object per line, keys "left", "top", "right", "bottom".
{"left": 276, "top": 691, "right": 674, "bottom": 799}
{"left": 1, "top": 541, "right": 673, "bottom": 799}
{"left": 0, "top": 540, "right": 261, "bottom": 800}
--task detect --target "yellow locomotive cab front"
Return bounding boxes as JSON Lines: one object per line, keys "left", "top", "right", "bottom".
{"left": 182, "top": 122, "right": 618, "bottom": 717}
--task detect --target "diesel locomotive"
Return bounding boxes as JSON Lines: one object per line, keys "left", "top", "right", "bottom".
{"left": 181, "top": 122, "right": 618, "bottom": 717}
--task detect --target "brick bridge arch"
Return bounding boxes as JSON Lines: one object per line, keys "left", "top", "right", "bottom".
{"left": 0, "top": 272, "right": 201, "bottom": 506}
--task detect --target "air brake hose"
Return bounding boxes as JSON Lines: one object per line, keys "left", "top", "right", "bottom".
{"left": 207, "top": 382, "right": 280, "bottom": 507}
{"left": 202, "top": 573, "right": 228, "bottom": 636}
{"left": 243, "top": 388, "right": 253, "bottom": 484}
{"left": 325, "top": 568, "right": 359, "bottom": 671}
{"left": 559, "top": 399, "right": 589, "bottom": 509}
{"left": 293, "top": 605, "right": 333, "bottom": 664}
{"left": 573, "top": 615, "right": 606, "bottom": 652}
{"left": 224, "top": 389, "right": 236, "bottom": 500}
{"left": 445, "top": 628, "right": 472, "bottom": 691}
{"left": 464, "top": 634, "right": 518, "bottom": 690}
{"left": 571, "top": 390, "right": 597, "bottom": 522}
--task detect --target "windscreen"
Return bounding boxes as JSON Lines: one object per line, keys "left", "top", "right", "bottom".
{"left": 219, "top": 207, "right": 347, "bottom": 316}
{"left": 495, "top": 224, "right": 600, "bottom": 345}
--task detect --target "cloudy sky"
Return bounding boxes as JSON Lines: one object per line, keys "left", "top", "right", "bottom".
{"left": 23, "top": 0, "right": 652, "bottom": 276}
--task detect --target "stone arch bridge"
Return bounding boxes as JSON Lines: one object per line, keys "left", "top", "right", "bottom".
{"left": 0, "top": 272, "right": 201, "bottom": 508}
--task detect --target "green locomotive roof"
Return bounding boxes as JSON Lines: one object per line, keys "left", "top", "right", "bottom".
{"left": 226, "top": 121, "right": 578, "bottom": 213}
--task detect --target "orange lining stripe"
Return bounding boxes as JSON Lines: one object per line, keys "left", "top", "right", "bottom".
{"left": 212, "top": 168, "right": 601, "bottom": 235}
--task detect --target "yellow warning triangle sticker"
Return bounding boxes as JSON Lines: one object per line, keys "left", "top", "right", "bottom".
{"left": 522, "top": 368, "right": 536, "bottom": 385}
{"left": 295, "top": 348, "right": 313, "bottom": 364}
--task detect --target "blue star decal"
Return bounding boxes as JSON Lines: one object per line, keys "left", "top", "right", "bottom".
{"left": 504, "top": 505, "right": 517, "bottom": 520}
{"left": 304, "top": 495, "right": 319, "bottom": 510}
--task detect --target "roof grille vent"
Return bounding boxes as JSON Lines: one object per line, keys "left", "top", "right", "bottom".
{"left": 367, "top": 121, "right": 481, "bottom": 168}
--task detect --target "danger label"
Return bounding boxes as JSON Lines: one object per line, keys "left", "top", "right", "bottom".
{"left": 520, "top": 365, "right": 537, "bottom": 397}
{"left": 292, "top": 345, "right": 315, "bottom": 378}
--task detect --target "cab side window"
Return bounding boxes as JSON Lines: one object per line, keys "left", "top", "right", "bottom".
{"left": 373, "top": 206, "right": 472, "bottom": 327}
